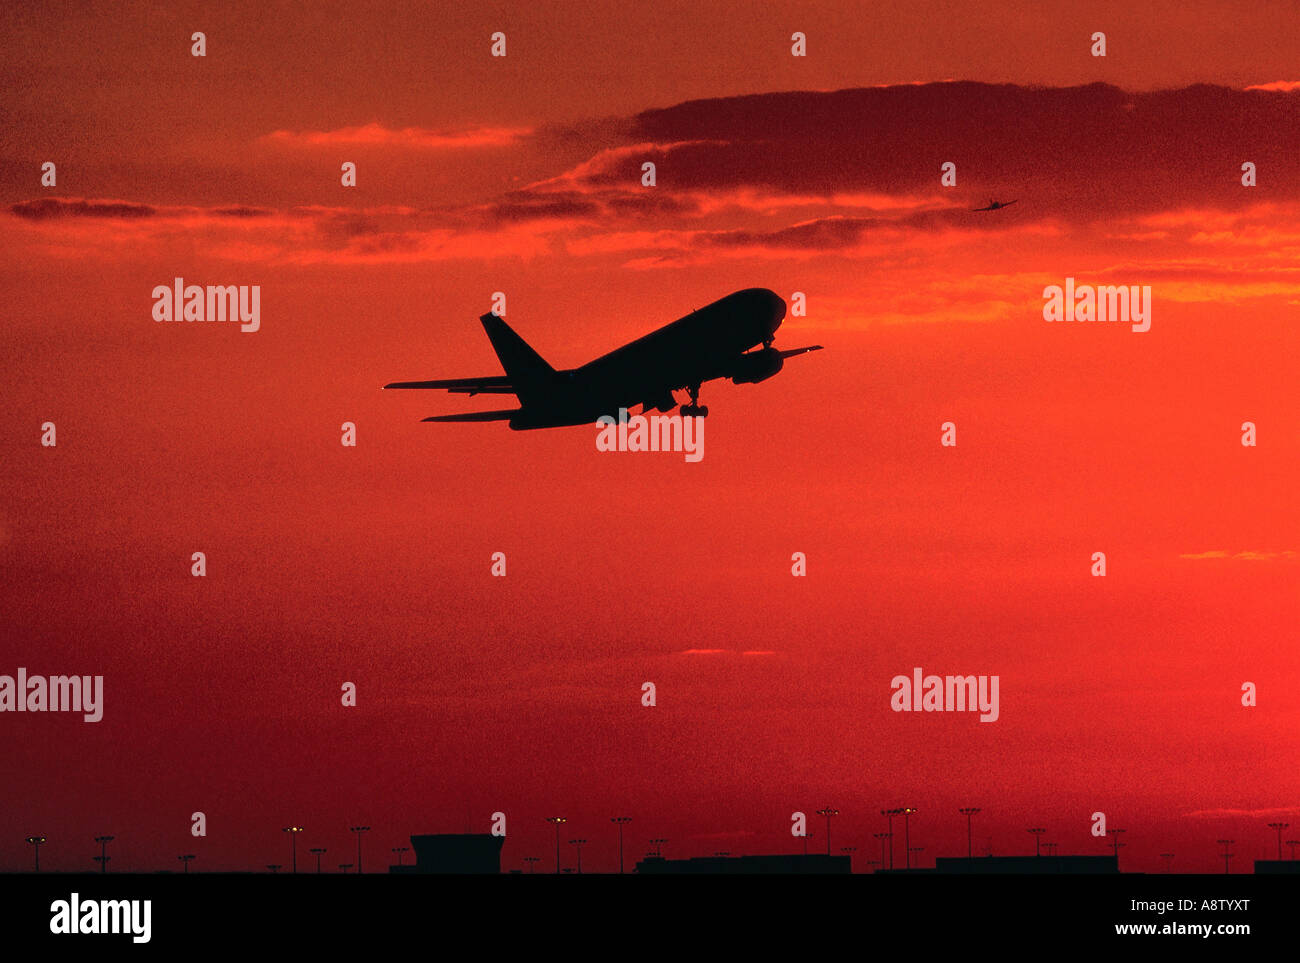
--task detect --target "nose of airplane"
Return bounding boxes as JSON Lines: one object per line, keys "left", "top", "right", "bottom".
{"left": 767, "top": 289, "right": 786, "bottom": 335}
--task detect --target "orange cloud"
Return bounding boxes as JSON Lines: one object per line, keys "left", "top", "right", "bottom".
{"left": 260, "top": 122, "right": 533, "bottom": 149}
{"left": 1243, "top": 81, "right": 1300, "bottom": 91}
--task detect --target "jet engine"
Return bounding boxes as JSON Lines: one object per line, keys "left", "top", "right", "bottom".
{"left": 729, "top": 347, "right": 784, "bottom": 384}
{"left": 644, "top": 392, "right": 678, "bottom": 413}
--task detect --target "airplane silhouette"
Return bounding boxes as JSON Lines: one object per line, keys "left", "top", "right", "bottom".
{"left": 384, "top": 288, "right": 823, "bottom": 429}
{"left": 972, "top": 199, "right": 1018, "bottom": 211}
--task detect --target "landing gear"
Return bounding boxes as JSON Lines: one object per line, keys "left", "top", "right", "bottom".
{"left": 680, "top": 383, "right": 709, "bottom": 418}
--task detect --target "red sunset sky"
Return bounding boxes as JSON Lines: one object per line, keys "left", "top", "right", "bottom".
{"left": 1, "top": 1, "right": 1297, "bottom": 874}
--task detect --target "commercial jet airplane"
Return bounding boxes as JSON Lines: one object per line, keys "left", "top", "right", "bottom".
{"left": 383, "top": 288, "right": 823, "bottom": 429}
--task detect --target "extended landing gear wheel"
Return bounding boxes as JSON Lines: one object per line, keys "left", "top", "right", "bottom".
{"left": 681, "top": 384, "right": 707, "bottom": 417}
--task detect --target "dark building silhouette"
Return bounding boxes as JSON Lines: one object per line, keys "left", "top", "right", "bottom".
{"left": 635, "top": 854, "right": 850, "bottom": 874}
{"left": 1254, "top": 860, "right": 1300, "bottom": 874}
{"left": 389, "top": 834, "right": 504, "bottom": 874}
{"left": 920, "top": 855, "right": 1120, "bottom": 874}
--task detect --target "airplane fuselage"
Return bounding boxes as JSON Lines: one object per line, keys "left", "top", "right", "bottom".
{"left": 385, "top": 286, "right": 818, "bottom": 429}
{"left": 508, "top": 287, "right": 786, "bottom": 429}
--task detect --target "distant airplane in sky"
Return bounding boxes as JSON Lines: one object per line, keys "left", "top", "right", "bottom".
{"left": 972, "top": 199, "right": 1018, "bottom": 211}
{"left": 384, "top": 288, "right": 823, "bottom": 429}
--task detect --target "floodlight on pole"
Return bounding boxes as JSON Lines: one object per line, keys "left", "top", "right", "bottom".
{"left": 282, "top": 826, "right": 305, "bottom": 873}
{"left": 815, "top": 808, "right": 839, "bottom": 856}
{"left": 873, "top": 832, "right": 891, "bottom": 869}
{"left": 611, "top": 817, "right": 632, "bottom": 874}
{"left": 880, "top": 810, "right": 901, "bottom": 869}
{"left": 902, "top": 809, "right": 917, "bottom": 869}
{"left": 349, "top": 826, "right": 370, "bottom": 874}
{"left": 959, "top": 808, "right": 981, "bottom": 858}
{"left": 1267, "top": 822, "right": 1289, "bottom": 861}
{"left": 25, "top": 835, "right": 47, "bottom": 873}
{"left": 1108, "top": 828, "right": 1126, "bottom": 868}
{"left": 94, "top": 835, "right": 115, "bottom": 874}
{"left": 1217, "top": 839, "right": 1234, "bottom": 875}
{"left": 546, "top": 818, "right": 567, "bottom": 874}
{"left": 569, "top": 839, "right": 587, "bottom": 874}
{"left": 1027, "top": 827, "right": 1046, "bottom": 857}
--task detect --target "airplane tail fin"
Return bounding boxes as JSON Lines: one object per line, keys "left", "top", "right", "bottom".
{"left": 480, "top": 312, "right": 554, "bottom": 380}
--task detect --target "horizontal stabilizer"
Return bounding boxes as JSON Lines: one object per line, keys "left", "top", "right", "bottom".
{"left": 778, "top": 344, "right": 824, "bottom": 359}
{"left": 421, "top": 409, "right": 519, "bottom": 423}
{"left": 385, "top": 375, "right": 513, "bottom": 390}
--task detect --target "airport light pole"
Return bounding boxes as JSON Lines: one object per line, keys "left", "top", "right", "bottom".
{"left": 816, "top": 808, "right": 839, "bottom": 856}
{"left": 902, "top": 809, "right": 917, "bottom": 869}
{"left": 1160, "top": 853, "right": 1174, "bottom": 873}
{"left": 178, "top": 854, "right": 196, "bottom": 873}
{"left": 282, "top": 826, "right": 304, "bottom": 873}
{"left": 339, "top": 863, "right": 352, "bottom": 874}
{"left": 310, "top": 848, "right": 326, "bottom": 874}
{"left": 881, "top": 810, "right": 900, "bottom": 869}
{"left": 569, "top": 839, "right": 587, "bottom": 874}
{"left": 1287, "top": 840, "right": 1299, "bottom": 860}
{"left": 266, "top": 864, "right": 281, "bottom": 874}
{"left": 1267, "top": 822, "right": 1289, "bottom": 860}
{"left": 650, "top": 837, "right": 668, "bottom": 858}
{"left": 959, "top": 808, "right": 980, "bottom": 858}
{"left": 94, "top": 835, "right": 114, "bottom": 874}
{"left": 523, "top": 856, "right": 540, "bottom": 874}
{"left": 611, "top": 817, "right": 632, "bottom": 874}
{"left": 1028, "top": 827, "right": 1046, "bottom": 857}
{"left": 873, "top": 832, "right": 891, "bottom": 869}
{"left": 392, "top": 846, "right": 409, "bottom": 867}
{"left": 1108, "top": 828, "right": 1126, "bottom": 869}
{"left": 546, "top": 818, "right": 566, "bottom": 874}
{"left": 349, "top": 826, "right": 370, "bottom": 874}
{"left": 25, "top": 835, "right": 46, "bottom": 872}
{"left": 1217, "top": 839, "right": 1234, "bottom": 875}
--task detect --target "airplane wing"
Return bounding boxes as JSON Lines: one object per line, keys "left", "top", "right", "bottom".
{"left": 421, "top": 409, "right": 519, "bottom": 422}
{"left": 384, "top": 375, "right": 515, "bottom": 396}
{"left": 778, "top": 344, "right": 824, "bottom": 359}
